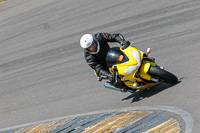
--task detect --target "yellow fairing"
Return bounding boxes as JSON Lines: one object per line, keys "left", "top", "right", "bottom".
{"left": 111, "top": 47, "right": 143, "bottom": 82}
{"left": 139, "top": 61, "right": 157, "bottom": 81}
{"left": 110, "top": 46, "right": 160, "bottom": 89}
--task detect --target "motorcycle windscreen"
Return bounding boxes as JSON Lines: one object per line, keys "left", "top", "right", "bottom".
{"left": 106, "top": 47, "right": 129, "bottom": 68}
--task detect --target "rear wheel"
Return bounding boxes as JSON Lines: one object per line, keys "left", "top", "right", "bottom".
{"left": 148, "top": 66, "right": 178, "bottom": 84}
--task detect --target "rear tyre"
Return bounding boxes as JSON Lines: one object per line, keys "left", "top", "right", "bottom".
{"left": 148, "top": 66, "right": 178, "bottom": 84}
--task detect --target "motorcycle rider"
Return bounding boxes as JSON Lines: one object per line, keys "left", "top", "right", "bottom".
{"left": 80, "top": 33, "right": 134, "bottom": 92}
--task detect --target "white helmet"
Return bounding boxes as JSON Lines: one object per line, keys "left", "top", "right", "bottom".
{"left": 80, "top": 34, "right": 100, "bottom": 54}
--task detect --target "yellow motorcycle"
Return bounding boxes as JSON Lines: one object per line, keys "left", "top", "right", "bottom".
{"left": 103, "top": 46, "right": 178, "bottom": 93}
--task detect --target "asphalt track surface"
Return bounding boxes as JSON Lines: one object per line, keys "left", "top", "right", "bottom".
{"left": 0, "top": 0, "right": 199, "bottom": 132}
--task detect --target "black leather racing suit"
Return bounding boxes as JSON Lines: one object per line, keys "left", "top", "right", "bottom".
{"left": 84, "top": 33, "right": 127, "bottom": 80}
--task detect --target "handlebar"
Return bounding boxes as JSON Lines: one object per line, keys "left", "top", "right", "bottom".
{"left": 97, "top": 66, "right": 118, "bottom": 83}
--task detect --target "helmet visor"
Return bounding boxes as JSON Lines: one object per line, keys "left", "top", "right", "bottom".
{"left": 86, "top": 39, "right": 98, "bottom": 52}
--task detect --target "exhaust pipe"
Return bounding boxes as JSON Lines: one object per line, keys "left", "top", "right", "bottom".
{"left": 104, "top": 81, "right": 136, "bottom": 93}
{"left": 104, "top": 81, "right": 122, "bottom": 91}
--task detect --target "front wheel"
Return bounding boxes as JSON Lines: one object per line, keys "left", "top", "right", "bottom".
{"left": 148, "top": 66, "right": 178, "bottom": 84}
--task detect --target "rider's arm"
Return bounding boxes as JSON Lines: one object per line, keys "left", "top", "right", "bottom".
{"left": 95, "top": 33, "right": 130, "bottom": 49}
{"left": 84, "top": 52, "right": 113, "bottom": 80}
{"left": 95, "top": 33, "right": 126, "bottom": 44}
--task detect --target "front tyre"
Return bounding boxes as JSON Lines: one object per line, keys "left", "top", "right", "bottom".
{"left": 148, "top": 66, "right": 178, "bottom": 84}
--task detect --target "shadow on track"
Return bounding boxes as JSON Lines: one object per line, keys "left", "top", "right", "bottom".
{"left": 122, "top": 81, "right": 181, "bottom": 103}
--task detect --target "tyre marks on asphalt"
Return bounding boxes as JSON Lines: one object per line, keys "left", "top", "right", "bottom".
{"left": 1, "top": 111, "right": 180, "bottom": 133}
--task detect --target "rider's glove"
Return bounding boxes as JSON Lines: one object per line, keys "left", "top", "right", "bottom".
{"left": 121, "top": 41, "right": 130, "bottom": 50}
{"left": 108, "top": 74, "right": 115, "bottom": 83}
